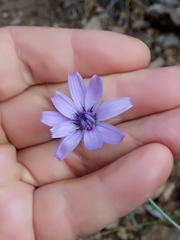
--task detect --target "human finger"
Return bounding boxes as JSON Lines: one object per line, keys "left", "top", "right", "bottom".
{"left": 0, "top": 144, "right": 34, "bottom": 240}
{"left": 2, "top": 66, "right": 180, "bottom": 149}
{"left": 0, "top": 27, "right": 150, "bottom": 101}
{"left": 33, "top": 143, "right": 173, "bottom": 239}
{"left": 19, "top": 107, "right": 180, "bottom": 186}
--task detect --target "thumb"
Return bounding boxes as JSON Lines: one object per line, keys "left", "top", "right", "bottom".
{"left": 33, "top": 143, "right": 173, "bottom": 239}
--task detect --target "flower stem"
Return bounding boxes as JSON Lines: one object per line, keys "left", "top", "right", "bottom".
{"left": 148, "top": 198, "right": 180, "bottom": 230}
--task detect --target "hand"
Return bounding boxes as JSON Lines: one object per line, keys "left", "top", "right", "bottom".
{"left": 0, "top": 27, "right": 179, "bottom": 240}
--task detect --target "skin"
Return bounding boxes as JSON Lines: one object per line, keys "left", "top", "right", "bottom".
{"left": 0, "top": 26, "right": 179, "bottom": 239}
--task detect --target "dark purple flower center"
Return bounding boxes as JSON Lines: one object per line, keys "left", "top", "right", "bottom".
{"left": 74, "top": 111, "right": 96, "bottom": 131}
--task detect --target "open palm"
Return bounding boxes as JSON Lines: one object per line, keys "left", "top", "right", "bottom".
{"left": 0, "top": 27, "right": 179, "bottom": 240}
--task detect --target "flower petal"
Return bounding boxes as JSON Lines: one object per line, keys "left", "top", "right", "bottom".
{"left": 83, "top": 127, "right": 103, "bottom": 151}
{"left": 96, "top": 97, "right": 133, "bottom": 121}
{"left": 96, "top": 122, "right": 124, "bottom": 144}
{"left": 51, "top": 91, "right": 78, "bottom": 119}
{"left": 41, "top": 111, "right": 68, "bottom": 127}
{"left": 54, "top": 130, "right": 83, "bottom": 161}
{"left": 50, "top": 121, "right": 78, "bottom": 138}
{"left": 85, "top": 75, "right": 103, "bottom": 112}
{"left": 68, "top": 72, "right": 86, "bottom": 111}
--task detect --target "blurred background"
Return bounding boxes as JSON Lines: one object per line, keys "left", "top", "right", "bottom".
{"left": 0, "top": 0, "right": 180, "bottom": 239}
{"left": 0, "top": 0, "right": 180, "bottom": 67}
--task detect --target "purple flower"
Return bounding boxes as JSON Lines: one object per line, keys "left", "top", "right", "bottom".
{"left": 41, "top": 72, "right": 133, "bottom": 160}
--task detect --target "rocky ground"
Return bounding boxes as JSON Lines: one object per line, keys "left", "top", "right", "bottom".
{"left": 0, "top": 0, "right": 180, "bottom": 239}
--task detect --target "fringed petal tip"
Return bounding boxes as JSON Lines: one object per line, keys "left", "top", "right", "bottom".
{"left": 54, "top": 131, "right": 83, "bottom": 161}
{"left": 129, "top": 98, "right": 133, "bottom": 108}
{"left": 40, "top": 116, "right": 44, "bottom": 124}
{"left": 51, "top": 90, "right": 66, "bottom": 102}
{"left": 51, "top": 91, "right": 58, "bottom": 101}
{"left": 54, "top": 154, "right": 64, "bottom": 161}
{"left": 107, "top": 134, "right": 124, "bottom": 146}
{"left": 41, "top": 115, "right": 49, "bottom": 125}
{"left": 85, "top": 74, "right": 103, "bottom": 112}
{"left": 41, "top": 111, "right": 47, "bottom": 120}
{"left": 54, "top": 90, "right": 61, "bottom": 96}
{"left": 97, "top": 97, "right": 133, "bottom": 121}
{"left": 41, "top": 111, "right": 68, "bottom": 127}
{"left": 50, "top": 131, "right": 56, "bottom": 139}
{"left": 69, "top": 71, "right": 82, "bottom": 78}
{"left": 68, "top": 71, "right": 86, "bottom": 111}
{"left": 120, "top": 134, "right": 125, "bottom": 144}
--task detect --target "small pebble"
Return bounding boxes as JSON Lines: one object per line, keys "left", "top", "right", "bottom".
{"left": 2, "top": 11, "right": 9, "bottom": 18}
{"left": 160, "top": 182, "right": 176, "bottom": 202}
{"left": 149, "top": 57, "right": 165, "bottom": 68}
{"left": 163, "top": 33, "right": 180, "bottom": 47}
{"left": 117, "top": 227, "right": 128, "bottom": 240}
{"left": 105, "top": 219, "right": 119, "bottom": 230}
{"left": 84, "top": 16, "right": 102, "bottom": 30}
{"left": 111, "top": 26, "right": 125, "bottom": 34}
{"left": 10, "top": 17, "right": 21, "bottom": 25}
